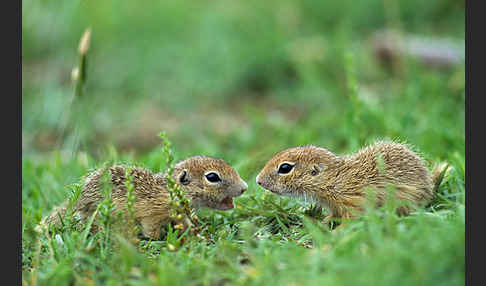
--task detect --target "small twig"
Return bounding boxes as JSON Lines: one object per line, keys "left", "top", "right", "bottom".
{"left": 74, "top": 28, "right": 91, "bottom": 98}
{"left": 56, "top": 27, "right": 92, "bottom": 153}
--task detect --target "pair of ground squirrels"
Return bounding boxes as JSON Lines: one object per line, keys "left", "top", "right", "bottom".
{"left": 39, "top": 140, "right": 446, "bottom": 239}
{"left": 256, "top": 141, "right": 447, "bottom": 219}
{"left": 38, "top": 156, "right": 247, "bottom": 240}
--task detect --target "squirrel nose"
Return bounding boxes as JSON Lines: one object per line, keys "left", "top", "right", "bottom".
{"left": 255, "top": 174, "right": 263, "bottom": 186}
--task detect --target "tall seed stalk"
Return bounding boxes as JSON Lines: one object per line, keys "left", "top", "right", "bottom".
{"left": 57, "top": 28, "right": 92, "bottom": 156}
{"left": 159, "top": 132, "right": 199, "bottom": 231}
{"left": 124, "top": 168, "right": 140, "bottom": 241}
{"left": 73, "top": 28, "right": 91, "bottom": 98}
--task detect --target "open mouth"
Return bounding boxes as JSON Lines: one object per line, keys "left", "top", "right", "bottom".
{"left": 219, "top": 196, "right": 234, "bottom": 210}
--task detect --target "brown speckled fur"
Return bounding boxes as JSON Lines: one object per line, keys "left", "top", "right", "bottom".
{"left": 39, "top": 156, "right": 247, "bottom": 239}
{"left": 256, "top": 141, "right": 444, "bottom": 219}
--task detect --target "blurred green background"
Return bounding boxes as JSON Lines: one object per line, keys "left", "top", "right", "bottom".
{"left": 22, "top": 0, "right": 465, "bottom": 285}
{"left": 22, "top": 0, "right": 464, "bottom": 161}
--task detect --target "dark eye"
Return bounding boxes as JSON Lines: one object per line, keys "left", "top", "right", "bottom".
{"left": 205, "top": 172, "right": 221, "bottom": 183}
{"left": 278, "top": 163, "right": 294, "bottom": 174}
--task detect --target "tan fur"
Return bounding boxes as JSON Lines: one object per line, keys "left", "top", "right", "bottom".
{"left": 38, "top": 156, "right": 248, "bottom": 239}
{"left": 256, "top": 141, "right": 446, "bottom": 219}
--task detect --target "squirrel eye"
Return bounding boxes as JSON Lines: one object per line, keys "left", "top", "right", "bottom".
{"left": 278, "top": 163, "right": 294, "bottom": 174}
{"left": 205, "top": 172, "right": 221, "bottom": 183}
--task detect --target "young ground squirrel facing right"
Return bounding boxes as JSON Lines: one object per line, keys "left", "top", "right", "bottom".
{"left": 256, "top": 141, "right": 447, "bottom": 219}
{"left": 38, "top": 156, "right": 248, "bottom": 239}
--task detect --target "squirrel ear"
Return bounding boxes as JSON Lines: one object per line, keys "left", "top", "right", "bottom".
{"left": 178, "top": 169, "right": 190, "bottom": 185}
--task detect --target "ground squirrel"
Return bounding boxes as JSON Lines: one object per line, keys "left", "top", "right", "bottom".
{"left": 38, "top": 156, "right": 248, "bottom": 239}
{"left": 256, "top": 141, "right": 447, "bottom": 219}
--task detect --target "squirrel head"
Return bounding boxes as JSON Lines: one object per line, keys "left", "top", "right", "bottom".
{"left": 256, "top": 145, "right": 343, "bottom": 197}
{"left": 168, "top": 156, "right": 248, "bottom": 210}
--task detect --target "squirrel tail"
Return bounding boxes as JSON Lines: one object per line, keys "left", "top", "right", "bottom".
{"left": 34, "top": 201, "right": 69, "bottom": 233}
{"left": 431, "top": 162, "right": 450, "bottom": 193}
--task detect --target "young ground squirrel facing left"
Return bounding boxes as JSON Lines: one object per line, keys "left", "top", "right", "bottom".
{"left": 256, "top": 141, "right": 447, "bottom": 219}
{"left": 38, "top": 156, "right": 248, "bottom": 239}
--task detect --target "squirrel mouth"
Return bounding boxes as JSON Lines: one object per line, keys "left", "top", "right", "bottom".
{"left": 219, "top": 196, "right": 234, "bottom": 210}
{"left": 264, "top": 187, "right": 280, "bottom": 194}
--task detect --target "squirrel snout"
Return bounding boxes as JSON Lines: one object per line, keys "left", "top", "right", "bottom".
{"left": 255, "top": 173, "right": 263, "bottom": 186}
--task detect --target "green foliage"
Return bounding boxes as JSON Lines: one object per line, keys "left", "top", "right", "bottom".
{"left": 123, "top": 168, "right": 139, "bottom": 238}
{"left": 160, "top": 132, "right": 194, "bottom": 228}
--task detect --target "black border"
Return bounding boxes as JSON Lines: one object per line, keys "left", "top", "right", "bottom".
{"left": 465, "top": 0, "right": 471, "bottom": 285}
{"left": 11, "top": 0, "right": 22, "bottom": 284}
{"left": 17, "top": 0, "right": 22, "bottom": 284}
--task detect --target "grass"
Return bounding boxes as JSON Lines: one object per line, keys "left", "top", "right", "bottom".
{"left": 21, "top": 148, "right": 465, "bottom": 285}
{"left": 22, "top": 0, "right": 465, "bottom": 285}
